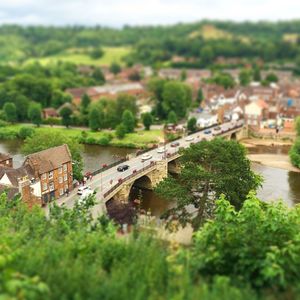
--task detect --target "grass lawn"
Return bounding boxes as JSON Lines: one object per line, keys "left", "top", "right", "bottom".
{"left": 25, "top": 46, "right": 131, "bottom": 66}
{"left": 0, "top": 125, "right": 163, "bottom": 149}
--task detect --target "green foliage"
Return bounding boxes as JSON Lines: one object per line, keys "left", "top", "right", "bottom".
{"left": 90, "top": 47, "right": 104, "bottom": 59}
{"left": 28, "top": 102, "right": 42, "bottom": 127}
{"left": 162, "top": 81, "right": 192, "bottom": 119}
{"left": 167, "top": 110, "right": 178, "bottom": 124}
{"left": 122, "top": 110, "right": 135, "bottom": 133}
{"left": 239, "top": 69, "right": 252, "bottom": 86}
{"left": 80, "top": 93, "right": 91, "bottom": 114}
{"left": 187, "top": 117, "right": 197, "bottom": 132}
{"left": 18, "top": 126, "right": 35, "bottom": 139}
{"left": 196, "top": 87, "right": 204, "bottom": 105}
{"left": 115, "top": 124, "right": 127, "bottom": 139}
{"left": 92, "top": 67, "right": 105, "bottom": 84}
{"left": 295, "top": 116, "right": 300, "bottom": 137}
{"left": 265, "top": 72, "right": 279, "bottom": 83}
{"left": 22, "top": 131, "right": 83, "bottom": 180}
{"left": 110, "top": 62, "right": 121, "bottom": 75}
{"left": 253, "top": 66, "right": 261, "bottom": 81}
{"left": 191, "top": 193, "right": 300, "bottom": 291}
{"left": 289, "top": 138, "right": 300, "bottom": 168}
{"left": 200, "top": 45, "right": 214, "bottom": 64}
{"left": 155, "top": 139, "right": 262, "bottom": 229}
{"left": 209, "top": 72, "right": 236, "bottom": 89}
{"left": 59, "top": 106, "right": 73, "bottom": 128}
{"left": 88, "top": 106, "right": 102, "bottom": 131}
{"left": 3, "top": 102, "right": 17, "bottom": 123}
{"left": 142, "top": 112, "right": 153, "bottom": 130}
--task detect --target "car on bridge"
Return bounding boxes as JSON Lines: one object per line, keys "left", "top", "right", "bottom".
{"left": 157, "top": 147, "right": 166, "bottom": 153}
{"left": 171, "top": 141, "right": 180, "bottom": 147}
{"left": 204, "top": 129, "right": 212, "bottom": 135}
{"left": 141, "top": 153, "right": 152, "bottom": 161}
{"left": 117, "top": 164, "right": 130, "bottom": 172}
{"left": 213, "top": 126, "right": 221, "bottom": 132}
{"left": 185, "top": 136, "right": 194, "bottom": 141}
{"left": 78, "top": 188, "right": 96, "bottom": 203}
{"left": 77, "top": 186, "right": 93, "bottom": 195}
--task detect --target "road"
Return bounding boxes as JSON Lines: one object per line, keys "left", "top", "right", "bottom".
{"left": 50, "top": 120, "right": 244, "bottom": 217}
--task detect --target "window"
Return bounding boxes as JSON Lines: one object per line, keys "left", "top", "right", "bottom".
{"left": 63, "top": 164, "right": 67, "bottom": 172}
{"left": 59, "top": 177, "right": 63, "bottom": 184}
{"left": 64, "top": 174, "right": 68, "bottom": 182}
{"left": 58, "top": 167, "right": 63, "bottom": 174}
{"left": 49, "top": 182, "right": 54, "bottom": 192}
{"left": 42, "top": 183, "right": 48, "bottom": 191}
{"left": 6, "top": 160, "right": 9, "bottom": 165}
{"left": 64, "top": 184, "right": 68, "bottom": 191}
{"left": 41, "top": 173, "right": 47, "bottom": 180}
{"left": 59, "top": 188, "right": 64, "bottom": 196}
{"left": 48, "top": 171, "right": 53, "bottom": 179}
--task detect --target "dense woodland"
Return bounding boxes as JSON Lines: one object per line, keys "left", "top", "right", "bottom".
{"left": 1, "top": 21, "right": 300, "bottom": 66}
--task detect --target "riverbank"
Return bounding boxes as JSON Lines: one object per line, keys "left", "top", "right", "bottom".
{"left": 0, "top": 124, "right": 164, "bottom": 149}
{"left": 242, "top": 138, "right": 293, "bottom": 148}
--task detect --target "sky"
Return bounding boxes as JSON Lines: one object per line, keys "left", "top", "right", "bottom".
{"left": 0, "top": 0, "right": 299, "bottom": 27}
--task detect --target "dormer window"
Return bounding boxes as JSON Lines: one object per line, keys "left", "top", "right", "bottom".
{"left": 48, "top": 171, "right": 53, "bottom": 180}
{"left": 63, "top": 164, "right": 67, "bottom": 172}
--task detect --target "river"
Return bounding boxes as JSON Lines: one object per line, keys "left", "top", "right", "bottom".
{"left": 0, "top": 140, "right": 299, "bottom": 215}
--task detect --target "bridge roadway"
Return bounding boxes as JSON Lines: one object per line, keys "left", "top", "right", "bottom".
{"left": 53, "top": 120, "right": 245, "bottom": 217}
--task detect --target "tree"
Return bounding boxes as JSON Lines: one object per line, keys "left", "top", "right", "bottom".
{"left": 265, "top": 72, "right": 278, "bottom": 83}
{"left": 253, "top": 66, "right": 261, "bottom": 82}
{"left": 3, "top": 102, "right": 17, "bottom": 123}
{"left": 155, "top": 139, "right": 262, "bottom": 229}
{"left": 167, "top": 111, "right": 177, "bottom": 124}
{"left": 239, "top": 69, "right": 252, "bottom": 86}
{"left": 180, "top": 69, "right": 187, "bottom": 81}
{"left": 22, "top": 131, "right": 83, "bottom": 180}
{"left": 148, "top": 78, "right": 167, "bottom": 120}
{"left": 28, "top": 102, "right": 42, "bottom": 127}
{"left": 115, "top": 124, "right": 127, "bottom": 139}
{"left": 89, "top": 107, "right": 101, "bottom": 131}
{"left": 187, "top": 117, "right": 197, "bottom": 132}
{"left": 191, "top": 194, "right": 300, "bottom": 290}
{"left": 92, "top": 68, "right": 105, "bottom": 84}
{"left": 59, "top": 106, "right": 73, "bottom": 128}
{"left": 196, "top": 88, "right": 204, "bottom": 105}
{"left": 80, "top": 94, "right": 91, "bottom": 114}
{"left": 90, "top": 48, "right": 104, "bottom": 59}
{"left": 51, "top": 90, "right": 72, "bottom": 108}
{"left": 200, "top": 46, "right": 214, "bottom": 65}
{"left": 162, "top": 81, "right": 191, "bottom": 119}
{"left": 110, "top": 62, "right": 121, "bottom": 75}
{"left": 122, "top": 110, "right": 135, "bottom": 133}
{"left": 295, "top": 116, "right": 300, "bottom": 137}
{"left": 18, "top": 126, "right": 35, "bottom": 139}
{"left": 142, "top": 112, "right": 153, "bottom": 130}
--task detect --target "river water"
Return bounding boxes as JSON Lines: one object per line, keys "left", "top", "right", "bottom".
{"left": 0, "top": 140, "right": 299, "bottom": 215}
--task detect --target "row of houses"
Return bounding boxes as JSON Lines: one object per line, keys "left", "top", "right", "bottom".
{"left": 0, "top": 145, "right": 73, "bottom": 207}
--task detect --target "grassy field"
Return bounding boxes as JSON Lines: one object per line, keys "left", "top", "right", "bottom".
{"left": 25, "top": 46, "right": 131, "bottom": 66}
{"left": 0, "top": 125, "right": 163, "bottom": 149}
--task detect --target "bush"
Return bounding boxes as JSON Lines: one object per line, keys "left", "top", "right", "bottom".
{"left": 18, "top": 126, "right": 35, "bottom": 139}
{"left": 86, "top": 137, "right": 97, "bottom": 144}
{"left": 0, "top": 120, "right": 8, "bottom": 127}
{"left": 42, "top": 117, "right": 61, "bottom": 126}
{"left": 97, "top": 136, "right": 110, "bottom": 146}
{"left": 289, "top": 138, "right": 300, "bottom": 168}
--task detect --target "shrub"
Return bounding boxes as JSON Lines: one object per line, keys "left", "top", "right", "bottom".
{"left": 98, "top": 136, "right": 110, "bottom": 146}
{"left": 0, "top": 120, "right": 8, "bottom": 127}
{"left": 18, "top": 126, "right": 35, "bottom": 139}
{"left": 86, "top": 137, "right": 97, "bottom": 144}
{"left": 42, "top": 117, "right": 61, "bottom": 126}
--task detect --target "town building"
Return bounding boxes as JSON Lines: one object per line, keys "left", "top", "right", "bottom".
{"left": 23, "top": 144, "right": 73, "bottom": 203}
{"left": 244, "top": 99, "right": 269, "bottom": 128}
{"left": 0, "top": 153, "right": 13, "bottom": 168}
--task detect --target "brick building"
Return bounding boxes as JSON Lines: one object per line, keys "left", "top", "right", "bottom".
{"left": 0, "top": 153, "right": 12, "bottom": 167}
{"left": 23, "top": 144, "right": 73, "bottom": 203}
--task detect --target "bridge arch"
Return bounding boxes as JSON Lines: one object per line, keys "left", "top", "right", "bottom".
{"left": 230, "top": 132, "right": 237, "bottom": 140}
{"left": 128, "top": 175, "right": 153, "bottom": 201}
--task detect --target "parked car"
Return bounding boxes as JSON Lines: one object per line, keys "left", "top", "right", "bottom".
{"left": 213, "top": 126, "right": 221, "bottom": 131}
{"left": 170, "top": 141, "right": 180, "bottom": 147}
{"left": 204, "top": 129, "right": 212, "bottom": 135}
{"left": 77, "top": 186, "right": 92, "bottom": 195}
{"left": 185, "top": 136, "right": 194, "bottom": 141}
{"left": 141, "top": 153, "right": 152, "bottom": 161}
{"left": 157, "top": 147, "right": 166, "bottom": 153}
{"left": 117, "top": 164, "right": 130, "bottom": 172}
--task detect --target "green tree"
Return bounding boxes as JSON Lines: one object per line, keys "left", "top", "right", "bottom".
{"left": 51, "top": 90, "right": 72, "bottom": 108}
{"left": 110, "top": 62, "right": 121, "bottom": 75}
{"left": 92, "top": 68, "right": 105, "bottom": 84}
{"left": 167, "top": 110, "right": 178, "bottom": 124}
{"left": 253, "top": 66, "right": 261, "bottom": 82}
{"left": 148, "top": 78, "right": 167, "bottom": 120}
{"left": 239, "top": 69, "right": 252, "bottom": 86}
{"left": 155, "top": 139, "right": 262, "bottom": 229}
{"left": 81, "top": 93, "right": 91, "bottom": 114}
{"left": 115, "top": 123, "right": 127, "bottom": 139}
{"left": 3, "top": 102, "right": 17, "bottom": 123}
{"left": 122, "top": 110, "right": 135, "bottom": 133}
{"left": 289, "top": 138, "right": 300, "bottom": 168}
{"left": 142, "top": 112, "right": 153, "bottom": 130}
{"left": 22, "top": 131, "right": 83, "bottom": 180}
{"left": 90, "top": 47, "right": 104, "bottom": 59}
{"left": 89, "top": 106, "right": 102, "bottom": 131}
{"left": 28, "top": 103, "right": 42, "bottom": 127}
{"left": 18, "top": 126, "right": 35, "bottom": 139}
{"left": 59, "top": 106, "right": 73, "bottom": 128}
{"left": 295, "top": 116, "right": 300, "bottom": 137}
{"left": 196, "top": 88, "right": 204, "bottom": 105}
{"left": 162, "top": 81, "right": 191, "bottom": 119}
{"left": 265, "top": 72, "right": 278, "bottom": 83}
{"left": 191, "top": 193, "right": 300, "bottom": 290}
{"left": 180, "top": 69, "right": 187, "bottom": 81}
{"left": 200, "top": 46, "right": 214, "bottom": 64}
{"left": 187, "top": 117, "right": 197, "bottom": 132}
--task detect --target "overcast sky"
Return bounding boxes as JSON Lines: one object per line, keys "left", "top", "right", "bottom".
{"left": 0, "top": 0, "right": 299, "bottom": 27}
